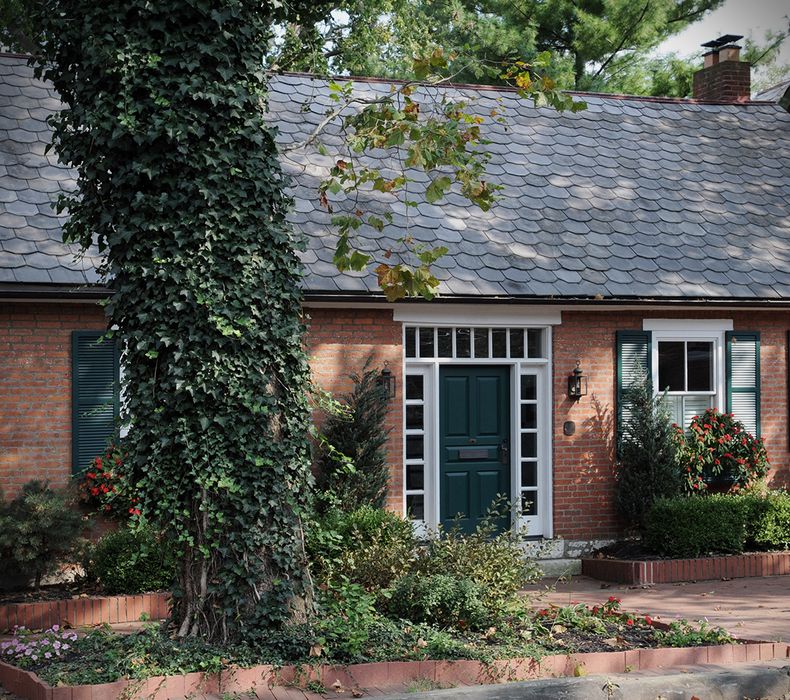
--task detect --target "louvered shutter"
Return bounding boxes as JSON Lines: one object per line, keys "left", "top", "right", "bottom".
{"left": 616, "top": 330, "right": 651, "bottom": 450}
{"left": 725, "top": 331, "right": 760, "bottom": 437}
{"left": 72, "top": 331, "right": 120, "bottom": 474}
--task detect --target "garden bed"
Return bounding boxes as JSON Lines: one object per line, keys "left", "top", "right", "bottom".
{"left": 1, "top": 641, "right": 788, "bottom": 700}
{"left": 0, "top": 592, "right": 169, "bottom": 633}
{"left": 582, "top": 551, "right": 790, "bottom": 585}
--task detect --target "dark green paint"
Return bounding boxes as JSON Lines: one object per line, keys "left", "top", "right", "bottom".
{"left": 439, "top": 365, "right": 510, "bottom": 534}
{"left": 725, "top": 331, "right": 761, "bottom": 437}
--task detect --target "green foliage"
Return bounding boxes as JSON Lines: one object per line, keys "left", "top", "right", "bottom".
{"left": 652, "top": 619, "right": 735, "bottom": 647}
{"left": 76, "top": 443, "right": 139, "bottom": 518}
{"left": 306, "top": 506, "right": 415, "bottom": 591}
{"left": 413, "top": 516, "right": 540, "bottom": 612}
{"left": 0, "top": 481, "right": 83, "bottom": 590}
{"left": 32, "top": 0, "right": 331, "bottom": 639}
{"left": 615, "top": 373, "right": 684, "bottom": 528}
{"left": 644, "top": 495, "right": 748, "bottom": 557}
{"left": 316, "top": 365, "right": 390, "bottom": 511}
{"left": 388, "top": 573, "right": 488, "bottom": 629}
{"left": 267, "top": 0, "right": 724, "bottom": 92}
{"left": 87, "top": 524, "right": 177, "bottom": 595}
{"left": 316, "top": 48, "right": 585, "bottom": 301}
{"left": 741, "top": 490, "right": 790, "bottom": 550}
{"left": 678, "top": 409, "right": 770, "bottom": 492}
{"left": 315, "top": 581, "right": 379, "bottom": 660}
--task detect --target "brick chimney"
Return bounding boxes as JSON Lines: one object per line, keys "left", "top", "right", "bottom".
{"left": 693, "top": 34, "right": 751, "bottom": 102}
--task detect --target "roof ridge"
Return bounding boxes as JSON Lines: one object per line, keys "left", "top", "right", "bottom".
{"left": 273, "top": 70, "right": 778, "bottom": 107}
{"left": 0, "top": 51, "right": 32, "bottom": 60}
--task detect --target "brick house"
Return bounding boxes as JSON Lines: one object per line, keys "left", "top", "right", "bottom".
{"left": 2, "top": 41, "right": 790, "bottom": 561}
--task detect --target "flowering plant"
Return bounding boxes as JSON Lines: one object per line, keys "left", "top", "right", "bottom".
{"left": 77, "top": 444, "right": 140, "bottom": 518}
{"left": 676, "top": 408, "right": 769, "bottom": 492}
{"left": 0, "top": 625, "right": 78, "bottom": 666}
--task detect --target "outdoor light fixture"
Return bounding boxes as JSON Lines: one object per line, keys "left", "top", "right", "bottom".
{"left": 567, "top": 360, "right": 587, "bottom": 400}
{"left": 378, "top": 361, "right": 396, "bottom": 400}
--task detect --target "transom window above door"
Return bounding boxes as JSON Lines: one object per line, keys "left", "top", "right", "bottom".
{"left": 404, "top": 326, "right": 546, "bottom": 360}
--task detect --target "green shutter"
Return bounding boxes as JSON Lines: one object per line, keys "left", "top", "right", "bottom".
{"left": 726, "top": 331, "right": 760, "bottom": 437}
{"left": 616, "top": 330, "right": 652, "bottom": 451}
{"left": 72, "top": 331, "right": 120, "bottom": 474}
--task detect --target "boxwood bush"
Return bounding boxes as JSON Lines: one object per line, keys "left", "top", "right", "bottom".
{"left": 87, "top": 525, "right": 177, "bottom": 595}
{"left": 742, "top": 491, "right": 790, "bottom": 550}
{"left": 388, "top": 573, "right": 488, "bottom": 630}
{"left": 644, "top": 495, "right": 748, "bottom": 557}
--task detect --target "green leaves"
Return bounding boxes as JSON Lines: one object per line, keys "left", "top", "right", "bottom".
{"left": 35, "top": 0, "right": 317, "bottom": 641}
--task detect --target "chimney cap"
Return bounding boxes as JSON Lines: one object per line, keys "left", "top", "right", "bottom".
{"left": 701, "top": 34, "right": 743, "bottom": 49}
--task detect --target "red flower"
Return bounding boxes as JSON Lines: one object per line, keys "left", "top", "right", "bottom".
{"left": 90, "top": 487, "right": 100, "bottom": 496}
{"left": 86, "top": 472, "right": 96, "bottom": 480}
{"left": 128, "top": 508, "right": 141, "bottom": 516}
{"left": 644, "top": 615, "right": 653, "bottom": 625}
{"left": 626, "top": 619, "right": 634, "bottom": 626}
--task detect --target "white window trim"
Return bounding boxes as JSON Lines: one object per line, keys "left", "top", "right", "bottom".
{"left": 649, "top": 327, "right": 727, "bottom": 420}
{"left": 643, "top": 319, "right": 733, "bottom": 332}
{"left": 395, "top": 305, "right": 561, "bottom": 326}
{"left": 402, "top": 324, "right": 553, "bottom": 538}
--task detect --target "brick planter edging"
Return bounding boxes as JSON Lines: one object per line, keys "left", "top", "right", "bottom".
{"left": 1, "top": 642, "right": 788, "bottom": 700}
{"left": 582, "top": 551, "right": 790, "bottom": 585}
{"left": 0, "top": 592, "right": 170, "bottom": 633}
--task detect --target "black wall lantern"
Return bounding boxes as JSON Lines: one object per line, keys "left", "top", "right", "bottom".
{"left": 378, "top": 361, "right": 397, "bottom": 400}
{"left": 567, "top": 360, "right": 588, "bottom": 400}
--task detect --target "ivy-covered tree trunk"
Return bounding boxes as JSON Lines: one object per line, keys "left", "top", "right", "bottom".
{"left": 35, "top": 0, "right": 315, "bottom": 640}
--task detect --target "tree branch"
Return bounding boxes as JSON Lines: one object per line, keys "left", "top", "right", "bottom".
{"left": 592, "top": 1, "right": 650, "bottom": 80}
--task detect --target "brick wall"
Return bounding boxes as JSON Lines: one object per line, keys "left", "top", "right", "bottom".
{"left": 304, "top": 306, "right": 403, "bottom": 511}
{"left": 552, "top": 309, "right": 790, "bottom": 540}
{"left": 692, "top": 60, "right": 751, "bottom": 102}
{"left": 0, "top": 301, "right": 106, "bottom": 497}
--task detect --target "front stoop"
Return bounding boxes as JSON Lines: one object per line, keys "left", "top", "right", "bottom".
{"left": 1, "top": 642, "right": 787, "bottom": 700}
{"left": 583, "top": 551, "right": 790, "bottom": 585}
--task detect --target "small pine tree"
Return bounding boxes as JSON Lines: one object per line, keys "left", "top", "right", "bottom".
{"left": 616, "top": 372, "right": 684, "bottom": 530}
{"left": 316, "top": 365, "right": 391, "bottom": 511}
{"left": 0, "top": 481, "right": 83, "bottom": 590}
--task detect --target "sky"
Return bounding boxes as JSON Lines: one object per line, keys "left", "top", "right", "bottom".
{"left": 658, "top": 0, "right": 790, "bottom": 75}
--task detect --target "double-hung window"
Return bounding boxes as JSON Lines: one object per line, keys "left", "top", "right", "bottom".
{"left": 656, "top": 338, "right": 718, "bottom": 428}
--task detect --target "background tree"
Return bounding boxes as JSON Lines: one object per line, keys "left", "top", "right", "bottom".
{"left": 267, "top": 0, "right": 726, "bottom": 92}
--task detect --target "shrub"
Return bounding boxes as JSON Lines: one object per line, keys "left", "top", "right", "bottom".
{"left": 678, "top": 408, "right": 769, "bottom": 492}
{"left": 387, "top": 573, "right": 488, "bottom": 629}
{"left": 306, "top": 506, "right": 415, "bottom": 591}
{"left": 0, "top": 481, "right": 83, "bottom": 590}
{"left": 615, "top": 373, "right": 684, "bottom": 528}
{"left": 315, "top": 580, "right": 379, "bottom": 660}
{"left": 315, "top": 365, "right": 390, "bottom": 512}
{"left": 87, "top": 525, "right": 177, "bottom": 594}
{"left": 412, "top": 512, "right": 539, "bottom": 612}
{"left": 742, "top": 490, "right": 790, "bottom": 550}
{"left": 644, "top": 495, "right": 748, "bottom": 557}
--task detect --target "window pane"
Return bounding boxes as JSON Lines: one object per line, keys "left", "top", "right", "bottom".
{"left": 521, "top": 492, "right": 537, "bottom": 516}
{"left": 687, "top": 341, "right": 713, "bottom": 391}
{"left": 509, "top": 329, "right": 524, "bottom": 358}
{"left": 521, "top": 462, "right": 537, "bottom": 487}
{"left": 492, "top": 329, "right": 507, "bottom": 357}
{"left": 406, "top": 375, "right": 423, "bottom": 400}
{"left": 437, "top": 328, "right": 453, "bottom": 357}
{"left": 520, "top": 404, "right": 537, "bottom": 429}
{"left": 406, "top": 463, "right": 424, "bottom": 491}
{"left": 520, "top": 374, "right": 537, "bottom": 401}
{"left": 527, "top": 329, "right": 543, "bottom": 358}
{"left": 658, "top": 341, "right": 685, "bottom": 391}
{"left": 474, "top": 328, "right": 489, "bottom": 358}
{"left": 406, "top": 404, "right": 424, "bottom": 430}
{"left": 521, "top": 432, "right": 537, "bottom": 458}
{"left": 405, "top": 327, "right": 416, "bottom": 358}
{"left": 456, "top": 328, "right": 471, "bottom": 358}
{"left": 406, "top": 435, "right": 424, "bottom": 460}
{"left": 407, "top": 493, "right": 425, "bottom": 520}
{"left": 419, "top": 327, "right": 434, "bottom": 358}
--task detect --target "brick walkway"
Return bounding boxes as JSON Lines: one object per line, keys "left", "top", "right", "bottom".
{"left": 524, "top": 573, "right": 790, "bottom": 642}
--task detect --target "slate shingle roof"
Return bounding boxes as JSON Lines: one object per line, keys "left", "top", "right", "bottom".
{"left": 2, "top": 54, "right": 790, "bottom": 300}
{"left": 0, "top": 54, "right": 100, "bottom": 286}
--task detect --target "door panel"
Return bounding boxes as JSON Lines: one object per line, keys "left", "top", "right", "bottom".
{"left": 440, "top": 365, "right": 510, "bottom": 534}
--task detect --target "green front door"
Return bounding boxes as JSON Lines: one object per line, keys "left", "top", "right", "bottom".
{"left": 439, "top": 365, "right": 511, "bottom": 534}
